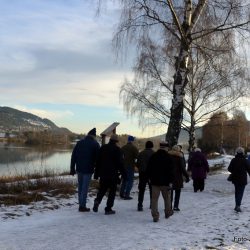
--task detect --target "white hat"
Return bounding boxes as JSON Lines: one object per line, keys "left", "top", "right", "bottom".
{"left": 194, "top": 148, "right": 201, "bottom": 152}
{"left": 236, "top": 147, "right": 244, "bottom": 154}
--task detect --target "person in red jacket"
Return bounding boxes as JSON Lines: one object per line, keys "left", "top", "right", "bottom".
{"left": 188, "top": 148, "right": 209, "bottom": 192}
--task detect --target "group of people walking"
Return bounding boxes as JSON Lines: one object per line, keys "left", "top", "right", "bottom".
{"left": 70, "top": 128, "right": 250, "bottom": 221}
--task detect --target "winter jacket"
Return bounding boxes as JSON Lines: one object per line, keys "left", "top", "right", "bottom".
{"left": 228, "top": 153, "right": 250, "bottom": 186}
{"left": 187, "top": 151, "right": 209, "bottom": 179}
{"left": 168, "top": 150, "right": 189, "bottom": 189}
{"left": 94, "top": 140, "right": 126, "bottom": 181}
{"left": 121, "top": 142, "right": 139, "bottom": 168}
{"left": 136, "top": 148, "right": 154, "bottom": 173}
{"left": 70, "top": 135, "right": 100, "bottom": 174}
{"left": 146, "top": 149, "right": 174, "bottom": 186}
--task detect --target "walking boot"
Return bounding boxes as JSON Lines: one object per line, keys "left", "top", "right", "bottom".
{"left": 93, "top": 200, "right": 99, "bottom": 212}
{"left": 105, "top": 209, "right": 116, "bottom": 215}
{"left": 79, "top": 206, "right": 90, "bottom": 212}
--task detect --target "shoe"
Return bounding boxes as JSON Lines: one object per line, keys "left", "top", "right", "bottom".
{"left": 234, "top": 206, "right": 242, "bottom": 212}
{"left": 120, "top": 193, "right": 125, "bottom": 199}
{"left": 123, "top": 196, "right": 133, "bottom": 200}
{"left": 93, "top": 200, "right": 99, "bottom": 212}
{"left": 105, "top": 209, "right": 116, "bottom": 215}
{"left": 137, "top": 206, "right": 143, "bottom": 211}
{"left": 79, "top": 206, "right": 90, "bottom": 212}
{"left": 173, "top": 207, "right": 180, "bottom": 211}
{"left": 153, "top": 218, "right": 159, "bottom": 222}
{"left": 165, "top": 210, "right": 174, "bottom": 218}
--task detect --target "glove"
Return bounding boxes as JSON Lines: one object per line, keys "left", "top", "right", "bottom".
{"left": 70, "top": 169, "right": 76, "bottom": 176}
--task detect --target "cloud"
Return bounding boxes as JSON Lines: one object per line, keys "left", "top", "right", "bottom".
{"left": 13, "top": 105, "right": 74, "bottom": 120}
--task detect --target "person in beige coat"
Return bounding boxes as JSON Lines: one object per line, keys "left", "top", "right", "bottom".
{"left": 168, "top": 145, "right": 189, "bottom": 211}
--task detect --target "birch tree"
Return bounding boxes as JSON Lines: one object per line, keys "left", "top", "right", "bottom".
{"left": 99, "top": 0, "right": 250, "bottom": 146}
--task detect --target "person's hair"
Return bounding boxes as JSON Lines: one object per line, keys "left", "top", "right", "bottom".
{"left": 145, "top": 141, "right": 154, "bottom": 149}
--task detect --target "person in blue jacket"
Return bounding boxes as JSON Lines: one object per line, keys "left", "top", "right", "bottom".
{"left": 70, "top": 128, "right": 100, "bottom": 212}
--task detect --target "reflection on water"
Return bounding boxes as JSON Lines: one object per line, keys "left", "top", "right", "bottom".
{"left": 0, "top": 142, "right": 73, "bottom": 176}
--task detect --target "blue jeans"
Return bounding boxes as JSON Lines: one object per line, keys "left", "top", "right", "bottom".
{"left": 77, "top": 173, "right": 92, "bottom": 207}
{"left": 234, "top": 184, "right": 245, "bottom": 207}
{"left": 120, "top": 167, "right": 134, "bottom": 197}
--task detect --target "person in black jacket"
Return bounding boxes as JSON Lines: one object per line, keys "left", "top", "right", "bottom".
{"left": 146, "top": 142, "right": 174, "bottom": 222}
{"left": 136, "top": 141, "right": 154, "bottom": 211}
{"left": 228, "top": 147, "right": 250, "bottom": 212}
{"left": 93, "top": 134, "right": 126, "bottom": 215}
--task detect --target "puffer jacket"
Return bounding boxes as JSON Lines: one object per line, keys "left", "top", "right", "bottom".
{"left": 228, "top": 153, "right": 250, "bottom": 185}
{"left": 187, "top": 151, "right": 209, "bottom": 179}
{"left": 168, "top": 150, "right": 189, "bottom": 189}
{"left": 70, "top": 135, "right": 100, "bottom": 174}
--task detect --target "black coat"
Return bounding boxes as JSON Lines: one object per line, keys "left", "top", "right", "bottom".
{"left": 94, "top": 141, "right": 126, "bottom": 181}
{"left": 136, "top": 148, "right": 154, "bottom": 173}
{"left": 228, "top": 153, "right": 250, "bottom": 185}
{"left": 146, "top": 149, "right": 174, "bottom": 186}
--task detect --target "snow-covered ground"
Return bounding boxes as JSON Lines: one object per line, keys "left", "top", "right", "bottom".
{"left": 1, "top": 155, "right": 250, "bottom": 250}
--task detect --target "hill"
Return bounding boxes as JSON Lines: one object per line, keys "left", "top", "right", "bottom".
{"left": 0, "top": 106, "right": 72, "bottom": 134}
{"left": 149, "top": 127, "right": 202, "bottom": 145}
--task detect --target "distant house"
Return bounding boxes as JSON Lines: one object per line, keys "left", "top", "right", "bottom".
{"left": 0, "top": 132, "right": 5, "bottom": 138}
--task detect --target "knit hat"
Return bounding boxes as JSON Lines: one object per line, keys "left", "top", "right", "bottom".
{"left": 160, "top": 141, "right": 169, "bottom": 148}
{"left": 128, "top": 135, "right": 135, "bottom": 142}
{"left": 87, "top": 128, "right": 96, "bottom": 137}
{"left": 145, "top": 141, "right": 154, "bottom": 149}
{"left": 110, "top": 134, "right": 119, "bottom": 142}
{"left": 236, "top": 147, "right": 244, "bottom": 154}
{"left": 194, "top": 147, "right": 201, "bottom": 152}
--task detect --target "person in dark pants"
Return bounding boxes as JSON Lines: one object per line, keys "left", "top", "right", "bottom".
{"left": 70, "top": 128, "right": 100, "bottom": 212}
{"left": 136, "top": 141, "right": 154, "bottom": 211}
{"left": 169, "top": 145, "right": 189, "bottom": 211}
{"left": 93, "top": 134, "right": 126, "bottom": 215}
{"left": 228, "top": 147, "right": 250, "bottom": 212}
{"left": 187, "top": 148, "right": 209, "bottom": 192}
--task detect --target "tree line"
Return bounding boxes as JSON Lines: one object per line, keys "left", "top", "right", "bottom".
{"left": 199, "top": 110, "right": 250, "bottom": 154}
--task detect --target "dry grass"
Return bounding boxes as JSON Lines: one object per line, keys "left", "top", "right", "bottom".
{"left": 0, "top": 170, "right": 76, "bottom": 206}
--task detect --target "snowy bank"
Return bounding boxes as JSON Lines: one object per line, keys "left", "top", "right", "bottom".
{"left": 0, "top": 155, "right": 249, "bottom": 250}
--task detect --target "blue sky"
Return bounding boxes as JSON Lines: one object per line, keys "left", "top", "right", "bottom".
{"left": 1, "top": 0, "right": 249, "bottom": 138}
{"left": 0, "top": 0, "right": 167, "bottom": 137}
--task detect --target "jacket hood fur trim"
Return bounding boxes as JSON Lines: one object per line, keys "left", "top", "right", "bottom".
{"left": 168, "top": 150, "right": 183, "bottom": 158}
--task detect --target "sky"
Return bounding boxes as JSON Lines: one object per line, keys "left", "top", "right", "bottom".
{"left": 1, "top": 1, "right": 249, "bottom": 138}
{"left": 0, "top": 0, "right": 167, "bottom": 137}
{"left": 1, "top": 155, "right": 250, "bottom": 249}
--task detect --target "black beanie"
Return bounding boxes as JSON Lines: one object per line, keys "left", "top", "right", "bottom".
{"left": 145, "top": 141, "right": 154, "bottom": 149}
{"left": 87, "top": 128, "right": 96, "bottom": 137}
